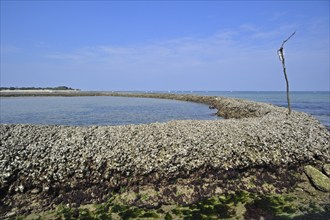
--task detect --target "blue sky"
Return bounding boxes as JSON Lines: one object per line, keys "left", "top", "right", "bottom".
{"left": 1, "top": 1, "right": 329, "bottom": 91}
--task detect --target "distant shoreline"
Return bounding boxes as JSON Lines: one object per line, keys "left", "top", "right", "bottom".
{"left": 0, "top": 86, "right": 77, "bottom": 91}
{"left": 0, "top": 90, "right": 112, "bottom": 97}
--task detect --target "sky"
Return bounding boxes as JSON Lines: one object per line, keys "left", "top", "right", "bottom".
{"left": 0, "top": 1, "right": 329, "bottom": 91}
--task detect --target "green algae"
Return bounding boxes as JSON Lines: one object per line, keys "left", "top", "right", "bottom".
{"left": 164, "top": 212, "right": 173, "bottom": 220}
{"left": 93, "top": 203, "right": 112, "bottom": 220}
{"left": 78, "top": 208, "right": 93, "bottom": 220}
{"left": 171, "top": 192, "right": 250, "bottom": 219}
{"left": 55, "top": 204, "right": 75, "bottom": 220}
{"left": 246, "top": 194, "right": 297, "bottom": 218}
{"left": 17, "top": 190, "right": 330, "bottom": 219}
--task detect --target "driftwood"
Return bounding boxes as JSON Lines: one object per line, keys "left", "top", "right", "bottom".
{"left": 278, "top": 32, "right": 295, "bottom": 114}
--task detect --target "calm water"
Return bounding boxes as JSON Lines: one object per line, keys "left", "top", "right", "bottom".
{"left": 0, "top": 96, "right": 218, "bottom": 126}
{"left": 0, "top": 91, "right": 329, "bottom": 129}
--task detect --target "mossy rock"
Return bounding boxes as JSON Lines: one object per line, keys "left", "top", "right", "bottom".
{"left": 304, "top": 165, "right": 330, "bottom": 192}
{"left": 323, "top": 164, "right": 330, "bottom": 177}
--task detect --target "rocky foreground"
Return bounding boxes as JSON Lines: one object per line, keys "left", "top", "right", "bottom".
{"left": 0, "top": 93, "right": 329, "bottom": 219}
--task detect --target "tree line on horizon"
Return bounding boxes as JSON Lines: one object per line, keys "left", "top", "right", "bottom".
{"left": 0, "top": 86, "right": 77, "bottom": 91}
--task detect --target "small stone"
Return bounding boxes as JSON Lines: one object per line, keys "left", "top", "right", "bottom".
{"left": 3, "top": 172, "right": 11, "bottom": 178}
{"left": 5, "top": 211, "right": 16, "bottom": 218}
{"left": 31, "top": 188, "right": 40, "bottom": 194}
{"left": 214, "top": 187, "right": 223, "bottom": 194}
{"left": 323, "top": 164, "right": 330, "bottom": 177}
{"left": 43, "top": 185, "right": 50, "bottom": 192}
{"left": 18, "top": 185, "right": 24, "bottom": 193}
{"left": 304, "top": 165, "right": 330, "bottom": 192}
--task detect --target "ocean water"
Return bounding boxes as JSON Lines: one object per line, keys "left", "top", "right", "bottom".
{"left": 0, "top": 96, "right": 218, "bottom": 126}
{"left": 0, "top": 91, "right": 329, "bottom": 129}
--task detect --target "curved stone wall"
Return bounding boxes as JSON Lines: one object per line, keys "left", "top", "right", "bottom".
{"left": 0, "top": 93, "right": 329, "bottom": 216}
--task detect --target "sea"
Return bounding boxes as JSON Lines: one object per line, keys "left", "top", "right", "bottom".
{"left": 0, "top": 91, "right": 329, "bottom": 130}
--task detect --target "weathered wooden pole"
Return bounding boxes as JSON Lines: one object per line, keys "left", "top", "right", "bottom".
{"left": 278, "top": 32, "right": 295, "bottom": 114}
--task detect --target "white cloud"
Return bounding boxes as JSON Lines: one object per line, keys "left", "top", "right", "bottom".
{"left": 40, "top": 23, "right": 328, "bottom": 90}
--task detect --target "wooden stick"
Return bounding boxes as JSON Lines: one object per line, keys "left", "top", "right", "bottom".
{"left": 278, "top": 32, "right": 295, "bottom": 114}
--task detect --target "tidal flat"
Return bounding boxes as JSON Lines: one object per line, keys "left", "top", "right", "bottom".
{"left": 0, "top": 92, "right": 329, "bottom": 219}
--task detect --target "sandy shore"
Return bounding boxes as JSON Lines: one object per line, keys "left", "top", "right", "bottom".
{"left": 0, "top": 92, "right": 329, "bottom": 218}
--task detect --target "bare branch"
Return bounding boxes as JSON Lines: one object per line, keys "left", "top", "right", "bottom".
{"left": 280, "top": 31, "right": 296, "bottom": 48}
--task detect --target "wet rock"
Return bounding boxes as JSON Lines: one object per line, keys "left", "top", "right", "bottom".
{"left": 304, "top": 165, "right": 330, "bottom": 192}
